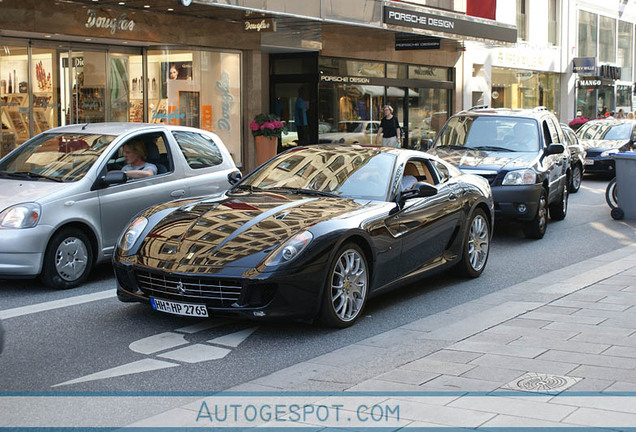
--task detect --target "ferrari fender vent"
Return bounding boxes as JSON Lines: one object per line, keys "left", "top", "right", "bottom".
{"left": 136, "top": 270, "right": 242, "bottom": 307}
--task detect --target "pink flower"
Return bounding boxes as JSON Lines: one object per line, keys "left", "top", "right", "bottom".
{"left": 263, "top": 122, "right": 275, "bottom": 130}
{"left": 249, "top": 121, "right": 260, "bottom": 131}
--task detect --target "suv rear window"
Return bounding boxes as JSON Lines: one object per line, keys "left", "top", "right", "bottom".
{"left": 435, "top": 116, "right": 540, "bottom": 152}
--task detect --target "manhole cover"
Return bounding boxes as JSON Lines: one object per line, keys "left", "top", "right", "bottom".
{"left": 502, "top": 373, "right": 581, "bottom": 394}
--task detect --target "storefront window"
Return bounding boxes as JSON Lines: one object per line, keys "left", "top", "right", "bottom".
{"left": 387, "top": 63, "right": 407, "bottom": 79}
{"left": 616, "top": 85, "right": 631, "bottom": 109}
{"left": 599, "top": 16, "right": 616, "bottom": 64}
{"left": 147, "top": 49, "right": 242, "bottom": 164}
{"left": 1, "top": 43, "right": 30, "bottom": 151}
{"left": 110, "top": 53, "right": 143, "bottom": 123}
{"left": 31, "top": 47, "right": 60, "bottom": 137}
{"left": 492, "top": 67, "right": 560, "bottom": 115}
{"left": 319, "top": 57, "right": 385, "bottom": 78}
{"left": 408, "top": 88, "right": 448, "bottom": 150}
{"left": 408, "top": 65, "right": 449, "bottom": 81}
{"left": 578, "top": 10, "right": 597, "bottom": 58}
{"left": 618, "top": 21, "right": 633, "bottom": 82}
{"left": 517, "top": 0, "right": 528, "bottom": 41}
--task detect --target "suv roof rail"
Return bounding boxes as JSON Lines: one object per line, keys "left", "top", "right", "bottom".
{"left": 468, "top": 104, "right": 490, "bottom": 111}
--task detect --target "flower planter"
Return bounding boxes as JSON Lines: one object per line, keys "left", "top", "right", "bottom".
{"left": 255, "top": 135, "right": 278, "bottom": 165}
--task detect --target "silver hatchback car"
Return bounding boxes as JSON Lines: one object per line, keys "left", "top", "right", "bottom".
{"left": 0, "top": 123, "right": 240, "bottom": 289}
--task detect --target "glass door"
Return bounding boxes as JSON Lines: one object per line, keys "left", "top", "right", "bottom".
{"left": 60, "top": 50, "right": 106, "bottom": 124}
{"left": 31, "top": 47, "right": 60, "bottom": 135}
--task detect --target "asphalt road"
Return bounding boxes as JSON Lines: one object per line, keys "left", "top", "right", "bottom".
{"left": 1, "top": 178, "right": 634, "bottom": 393}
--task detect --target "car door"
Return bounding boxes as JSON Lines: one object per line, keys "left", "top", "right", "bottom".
{"left": 170, "top": 130, "right": 234, "bottom": 198}
{"left": 542, "top": 119, "right": 567, "bottom": 203}
{"left": 391, "top": 158, "right": 463, "bottom": 278}
{"left": 96, "top": 131, "right": 187, "bottom": 254}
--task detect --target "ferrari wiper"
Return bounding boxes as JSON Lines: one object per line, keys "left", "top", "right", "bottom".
{"left": 2, "top": 171, "right": 64, "bottom": 182}
{"left": 268, "top": 187, "right": 339, "bottom": 198}
{"left": 233, "top": 184, "right": 263, "bottom": 192}
{"left": 437, "top": 145, "right": 468, "bottom": 150}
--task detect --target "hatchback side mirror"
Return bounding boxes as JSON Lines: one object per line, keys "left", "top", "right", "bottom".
{"left": 545, "top": 143, "right": 565, "bottom": 156}
{"left": 227, "top": 170, "right": 242, "bottom": 185}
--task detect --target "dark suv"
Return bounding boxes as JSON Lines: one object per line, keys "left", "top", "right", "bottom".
{"left": 428, "top": 107, "right": 570, "bottom": 239}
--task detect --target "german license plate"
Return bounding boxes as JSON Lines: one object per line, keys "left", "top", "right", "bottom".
{"left": 585, "top": 159, "right": 595, "bottom": 165}
{"left": 150, "top": 297, "right": 208, "bottom": 317}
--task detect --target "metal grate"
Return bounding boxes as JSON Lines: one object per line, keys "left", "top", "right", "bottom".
{"left": 502, "top": 372, "right": 580, "bottom": 394}
{"left": 136, "top": 270, "right": 242, "bottom": 307}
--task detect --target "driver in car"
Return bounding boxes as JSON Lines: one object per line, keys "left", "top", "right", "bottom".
{"left": 119, "top": 139, "right": 157, "bottom": 179}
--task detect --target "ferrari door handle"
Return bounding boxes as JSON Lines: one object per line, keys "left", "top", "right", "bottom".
{"left": 449, "top": 193, "right": 458, "bottom": 201}
{"left": 170, "top": 189, "right": 186, "bottom": 198}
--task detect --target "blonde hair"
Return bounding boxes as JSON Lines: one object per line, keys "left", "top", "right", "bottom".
{"left": 383, "top": 105, "right": 393, "bottom": 113}
{"left": 123, "top": 139, "right": 147, "bottom": 160}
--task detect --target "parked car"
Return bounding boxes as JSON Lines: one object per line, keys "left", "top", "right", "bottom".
{"left": 576, "top": 119, "right": 636, "bottom": 176}
{"left": 561, "top": 123, "right": 585, "bottom": 193}
{"left": 318, "top": 121, "right": 380, "bottom": 145}
{"left": 114, "top": 145, "right": 494, "bottom": 328}
{"left": 0, "top": 123, "right": 240, "bottom": 289}
{"left": 428, "top": 106, "right": 570, "bottom": 239}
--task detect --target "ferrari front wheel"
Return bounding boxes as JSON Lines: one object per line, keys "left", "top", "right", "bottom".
{"left": 319, "top": 243, "right": 369, "bottom": 328}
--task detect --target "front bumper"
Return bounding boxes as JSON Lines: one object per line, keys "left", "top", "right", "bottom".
{"left": 0, "top": 225, "right": 52, "bottom": 277}
{"left": 491, "top": 184, "right": 543, "bottom": 221}
{"left": 583, "top": 157, "right": 615, "bottom": 175}
{"left": 113, "top": 260, "right": 327, "bottom": 322}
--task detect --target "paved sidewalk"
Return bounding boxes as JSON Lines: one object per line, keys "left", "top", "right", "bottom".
{"left": 3, "top": 243, "right": 636, "bottom": 430}
{"left": 129, "top": 242, "right": 636, "bottom": 430}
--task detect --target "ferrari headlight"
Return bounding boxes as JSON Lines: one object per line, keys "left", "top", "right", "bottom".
{"left": 118, "top": 216, "right": 148, "bottom": 255}
{"left": 601, "top": 148, "right": 620, "bottom": 158}
{"left": 0, "top": 203, "right": 41, "bottom": 228}
{"left": 502, "top": 169, "right": 536, "bottom": 186}
{"left": 264, "top": 231, "right": 313, "bottom": 267}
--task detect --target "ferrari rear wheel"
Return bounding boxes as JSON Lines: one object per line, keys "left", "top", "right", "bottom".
{"left": 320, "top": 243, "right": 368, "bottom": 328}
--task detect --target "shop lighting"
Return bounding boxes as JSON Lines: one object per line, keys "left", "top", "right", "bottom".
{"left": 144, "top": 4, "right": 150, "bottom": 8}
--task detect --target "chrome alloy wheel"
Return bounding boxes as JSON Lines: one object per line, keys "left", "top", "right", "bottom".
{"left": 467, "top": 214, "right": 489, "bottom": 272}
{"left": 330, "top": 249, "right": 368, "bottom": 322}
{"left": 54, "top": 236, "right": 89, "bottom": 282}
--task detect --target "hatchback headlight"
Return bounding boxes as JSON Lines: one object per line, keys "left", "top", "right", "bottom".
{"left": 502, "top": 169, "right": 537, "bottom": 186}
{"left": 0, "top": 203, "right": 41, "bottom": 228}
{"left": 263, "top": 231, "right": 313, "bottom": 267}
{"left": 601, "top": 148, "right": 620, "bottom": 158}
{"left": 118, "top": 217, "right": 148, "bottom": 255}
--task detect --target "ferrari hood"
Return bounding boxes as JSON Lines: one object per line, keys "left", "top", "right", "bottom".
{"left": 137, "top": 191, "right": 364, "bottom": 270}
{"left": 428, "top": 148, "right": 537, "bottom": 171}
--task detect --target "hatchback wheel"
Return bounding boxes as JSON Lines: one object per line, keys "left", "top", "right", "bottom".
{"left": 523, "top": 189, "right": 548, "bottom": 239}
{"left": 457, "top": 209, "right": 490, "bottom": 278}
{"left": 320, "top": 243, "right": 368, "bottom": 328}
{"left": 40, "top": 228, "right": 93, "bottom": 289}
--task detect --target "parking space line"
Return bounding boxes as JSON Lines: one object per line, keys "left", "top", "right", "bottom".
{"left": 0, "top": 290, "right": 116, "bottom": 320}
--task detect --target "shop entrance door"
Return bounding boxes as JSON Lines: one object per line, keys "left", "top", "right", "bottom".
{"left": 60, "top": 45, "right": 143, "bottom": 125}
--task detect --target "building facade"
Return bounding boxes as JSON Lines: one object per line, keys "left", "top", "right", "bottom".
{"left": 0, "top": 0, "right": 516, "bottom": 171}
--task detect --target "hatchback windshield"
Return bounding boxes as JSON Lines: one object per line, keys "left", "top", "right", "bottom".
{"left": 435, "top": 116, "right": 540, "bottom": 152}
{"left": 0, "top": 133, "right": 116, "bottom": 182}
{"left": 238, "top": 147, "right": 396, "bottom": 201}
{"left": 577, "top": 122, "right": 633, "bottom": 141}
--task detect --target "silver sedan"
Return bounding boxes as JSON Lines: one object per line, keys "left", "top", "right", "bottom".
{"left": 0, "top": 123, "right": 240, "bottom": 289}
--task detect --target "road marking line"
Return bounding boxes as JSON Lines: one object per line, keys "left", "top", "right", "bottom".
{"left": 129, "top": 332, "right": 189, "bottom": 355}
{"left": 158, "top": 344, "right": 231, "bottom": 363}
{"left": 0, "top": 290, "right": 116, "bottom": 320}
{"left": 52, "top": 359, "right": 178, "bottom": 387}
{"left": 208, "top": 327, "right": 258, "bottom": 348}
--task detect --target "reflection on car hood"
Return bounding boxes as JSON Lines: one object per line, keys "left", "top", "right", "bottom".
{"left": 0, "top": 180, "right": 68, "bottom": 211}
{"left": 578, "top": 139, "right": 629, "bottom": 151}
{"left": 428, "top": 148, "right": 537, "bottom": 171}
{"left": 137, "top": 191, "right": 366, "bottom": 271}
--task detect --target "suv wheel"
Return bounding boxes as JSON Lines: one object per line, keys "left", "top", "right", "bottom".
{"left": 549, "top": 181, "right": 568, "bottom": 221}
{"left": 523, "top": 189, "right": 548, "bottom": 239}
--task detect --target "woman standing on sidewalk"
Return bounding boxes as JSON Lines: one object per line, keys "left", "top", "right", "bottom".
{"left": 377, "top": 105, "right": 402, "bottom": 147}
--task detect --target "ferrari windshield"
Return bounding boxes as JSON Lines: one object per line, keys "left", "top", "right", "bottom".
{"left": 435, "top": 116, "right": 540, "bottom": 152}
{"left": 240, "top": 147, "right": 396, "bottom": 201}
{"left": 577, "top": 122, "right": 633, "bottom": 141}
{"left": 0, "top": 133, "right": 116, "bottom": 182}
